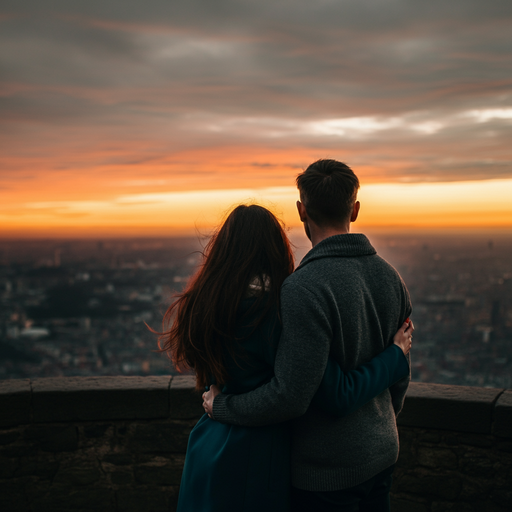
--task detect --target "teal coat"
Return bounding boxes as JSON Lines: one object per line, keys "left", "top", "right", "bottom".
{"left": 177, "top": 295, "right": 408, "bottom": 511}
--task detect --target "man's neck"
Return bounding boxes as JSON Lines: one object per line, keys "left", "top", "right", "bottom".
{"left": 309, "top": 224, "right": 350, "bottom": 247}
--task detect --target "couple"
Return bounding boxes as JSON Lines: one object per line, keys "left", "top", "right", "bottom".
{"left": 161, "top": 159, "right": 413, "bottom": 511}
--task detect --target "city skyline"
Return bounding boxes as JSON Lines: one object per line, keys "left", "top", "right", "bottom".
{"left": 2, "top": 233, "right": 511, "bottom": 389}
{"left": 1, "top": 1, "right": 512, "bottom": 236}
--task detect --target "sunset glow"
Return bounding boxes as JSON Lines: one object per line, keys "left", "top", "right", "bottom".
{"left": 1, "top": 1, "right": 512, "bottom": 237}
{"left": 3, "top": 178, "right": 512, "bottom": 238}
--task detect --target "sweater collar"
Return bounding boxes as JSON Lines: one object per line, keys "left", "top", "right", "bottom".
{"left": 296, "top": 233, "right": 376, "bottom": 270}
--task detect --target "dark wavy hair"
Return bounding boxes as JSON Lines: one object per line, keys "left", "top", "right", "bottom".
{"left": 156, "top": 204, "right": 295, "bottom": 390}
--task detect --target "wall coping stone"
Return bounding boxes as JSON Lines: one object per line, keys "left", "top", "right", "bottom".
{"left": 1, "top": 377, "right": 510, "bottom": 436}
{"left": 31, "top": 376, "right": 172, "bottom": 423}
{"left": 169, "top": 375, "right": 204, "bottom": 419}
{"left": 0, "top": 375, "right": 203, "bottom": 427}
{"left": 397, "top": 381, "right": 503, "bottom": 434}
{"left": 0, "top": 379, "right": 31, "bottom": 427}
{"left": 494, "top": 389, "right": 512, "bottom": 439}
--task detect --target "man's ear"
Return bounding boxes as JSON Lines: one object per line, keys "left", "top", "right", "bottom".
{"left": 350, "top": 201, "right": 360, "bottom": 223}
{"left": 296, "top": 200, "right": 308, "bottom": 222}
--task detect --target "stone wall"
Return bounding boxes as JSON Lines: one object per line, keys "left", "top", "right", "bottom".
{"left": 392, "top": 383, "right": 512, "bottom": 512}
{"left": 0, "top": 376, "right": 202, "bottom": 512}
{"left": 0, "top": 377, "right": 511, "bottom": 512}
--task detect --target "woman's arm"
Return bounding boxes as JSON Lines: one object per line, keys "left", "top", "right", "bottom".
{"left": 312, "top": 320, "right": 413, "bottom": 417}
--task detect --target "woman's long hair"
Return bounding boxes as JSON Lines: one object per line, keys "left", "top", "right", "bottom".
{"left": 158, "top": 204, "right": 295, "bottom": 390}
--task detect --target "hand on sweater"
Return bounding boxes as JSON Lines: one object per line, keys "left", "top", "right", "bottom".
{"left": 393, "top": 319, "right": 414, "bottom": 355}
{"left": 202, "top": 385, "right": 221, "bottom": 419}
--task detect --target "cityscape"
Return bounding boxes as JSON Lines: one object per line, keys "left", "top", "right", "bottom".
{"left": 1, "top": 232, "right": 511, "bottom": 389}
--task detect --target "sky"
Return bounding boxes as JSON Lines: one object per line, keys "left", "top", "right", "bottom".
{"left": 1, "top": 0, "right": 512, "bottom": 237}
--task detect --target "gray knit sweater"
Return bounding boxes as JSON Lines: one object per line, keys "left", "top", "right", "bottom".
{"left": 213, "top": 233, "right": 412, "bottom": 491}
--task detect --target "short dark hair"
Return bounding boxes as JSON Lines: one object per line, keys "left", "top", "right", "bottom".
{"left": 296, "top": 159, "right": 360, "bottom": 226}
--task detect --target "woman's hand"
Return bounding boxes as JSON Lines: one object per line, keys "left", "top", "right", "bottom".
{"left": 393, "top": 319, "right": 414, "bottom": 355}
{"left": 202, "top": 384, "right": 221, "bottom": 419}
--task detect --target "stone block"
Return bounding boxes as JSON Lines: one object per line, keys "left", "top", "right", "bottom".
{"left": 53, "top": 464, "right": 102, "bottom": 486}
{"left": 83, "top": 424, "right": 110, "bottom": 438}
{"left": 0, "top": 379, "right": 31, "bottom": 427}
{"left": 116, "top": 489, "right": 169, "bottom": 512}
{"left": 493, "top": 390, "right": 512, "bottom": 439}
{"left": 30, "top": 488, "right": 114, "bottom": 512}
{"left": 398, "top": 474, "right": 462, "bottom": 500}
{"left": 129, "top": 421, "right": 194, "bottom": 453}
{"left": 417, "top": 446, "right": 458, "bottom": 469}
{"left": 421, "top": 431, "right": 442, "bottom": 443}
{"left": 444, "top": 435, "right": 460, "bottom": 446}
{"left": 460, "top": 454, "right": 495, "bottom": 478}
{"left": 0, "top": 481, "right": 29, "bottom": 512}
{"left": 396, "top": 431, "right": 417, "bottom": 469}
{"left": 460, "top": 474, "right": 493, "bottom": 499}
{"left": 134, "top": 459, "right": 184, "bottom": 486}
{"left": 391, "top": 498, "right": 430, "bottom": 512}
{"left": 494, "top": 460, "right": 512, "bottom": 483}
{"left": 483, "top": 503, "right": 512, "bottom": 512}
{"left": 103, "top": 453, "right": 133, "bottom": 465}
{"left": 398, "top": 382, "right": 501, "bottom": 434}
{"left": 496, "top": 440, "right": 512, "bottom": 453}
{"left": 490, "top": 489, "right": 512, "bottom": 508}
{"left": 0, "top": 457, "right": 19, "bottom": 478}
{"left": 0, "top": 429, "right": 20, "bottom": 445}
{"left": 0, "top": 442, "right": 33, "bottom": 457}
{"left": 432, "top": 502, "right": 475, "bottom": 512}
{"left": 457, "top": 433, "right": 493, "bottom": 447}
{"left": 169, "top": 375, "right": 203, "bottom": 419}
{"left": 15, "top": 458, "right": 59, "bottom": 480}
{"left": 24, "top": 425, "right": 78, "bottom": 452}
{"left": 117, "top": 425, "right": 128, "bottom": 436}
{"left": 111, "top": 469, "right": 133, "bottom": 485}
{"left": 32, "top": 376, "right": 171, "bottom": 422}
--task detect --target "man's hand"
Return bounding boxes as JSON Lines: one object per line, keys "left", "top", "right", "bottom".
{"left": 202, "top": 384, "right": 221, "bottom": 419}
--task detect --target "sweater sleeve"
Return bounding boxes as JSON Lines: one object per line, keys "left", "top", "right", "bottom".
{"left": 313, "top": 344, "right": 409, "bottom": 417}
{"left": 389, "top": 353, "right": 411, "bottom": 416}
{"left": 387, "top": 279, "right": 413, "bottom": 417}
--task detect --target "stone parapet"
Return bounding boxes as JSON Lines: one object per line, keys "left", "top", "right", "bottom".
{"left": 0, "top": 378, "right": 511, "bottom": 511}
{"left": 494, "top": 390, "right": 512, "bottom": 439}
{"left": 0, "top": 375, "right": 203, "bottom": 427}
{"left": 397, "top": 382, "right": 506, "bottom": 434}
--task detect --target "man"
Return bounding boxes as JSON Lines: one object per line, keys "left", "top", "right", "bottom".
{"left": 204, "top": 159, "right": 412, "bottom": 511}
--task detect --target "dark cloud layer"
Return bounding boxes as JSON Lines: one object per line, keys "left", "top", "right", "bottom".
{"left": 1, "top": 0, "right": 512, "bottom": 184}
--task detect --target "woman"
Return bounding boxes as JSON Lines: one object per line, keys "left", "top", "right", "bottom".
{"left": 157, "top": 204, "right": 413, "bottom": 512}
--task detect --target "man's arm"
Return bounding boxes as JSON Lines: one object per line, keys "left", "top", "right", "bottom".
{"left": 388, "top": 354, "right": 411, "bottom": 416}
{"left": 210, "top": 281, "right": 411, "bottom": 426}
{"left": 212, "top": 281, "right": 330, "bottom": 426}
{"left": 388, "top": 279, "right": 413, "bottom": 417}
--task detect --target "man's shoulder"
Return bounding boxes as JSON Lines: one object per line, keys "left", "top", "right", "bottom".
{"left": 282, "top": 267, "right": 308, "bottom": 291}
{"left": 368, "top": 254, "right": 407, "bottom": 282}
{"left": 284, "top": 258, "right": 324, "bottom": 287}
{"left": 280, "top": 265, "right": 323, "bottom": 304}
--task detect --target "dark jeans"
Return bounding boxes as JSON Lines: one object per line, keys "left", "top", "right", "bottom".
{"left": 290, "top": 464, "right": 395, "bottom": 512}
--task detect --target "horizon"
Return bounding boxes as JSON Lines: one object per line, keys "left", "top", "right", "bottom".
{"left": 2, "top": 224, "right": 512, "bottom": 241}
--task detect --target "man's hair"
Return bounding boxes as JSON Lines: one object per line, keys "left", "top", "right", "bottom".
{"left": 296, "top": 159, "right": 360, "bottom": 226}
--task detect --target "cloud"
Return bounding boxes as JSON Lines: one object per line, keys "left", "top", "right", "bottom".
{"left": 465, "top": 108, "right": 512, "bottom": 122}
